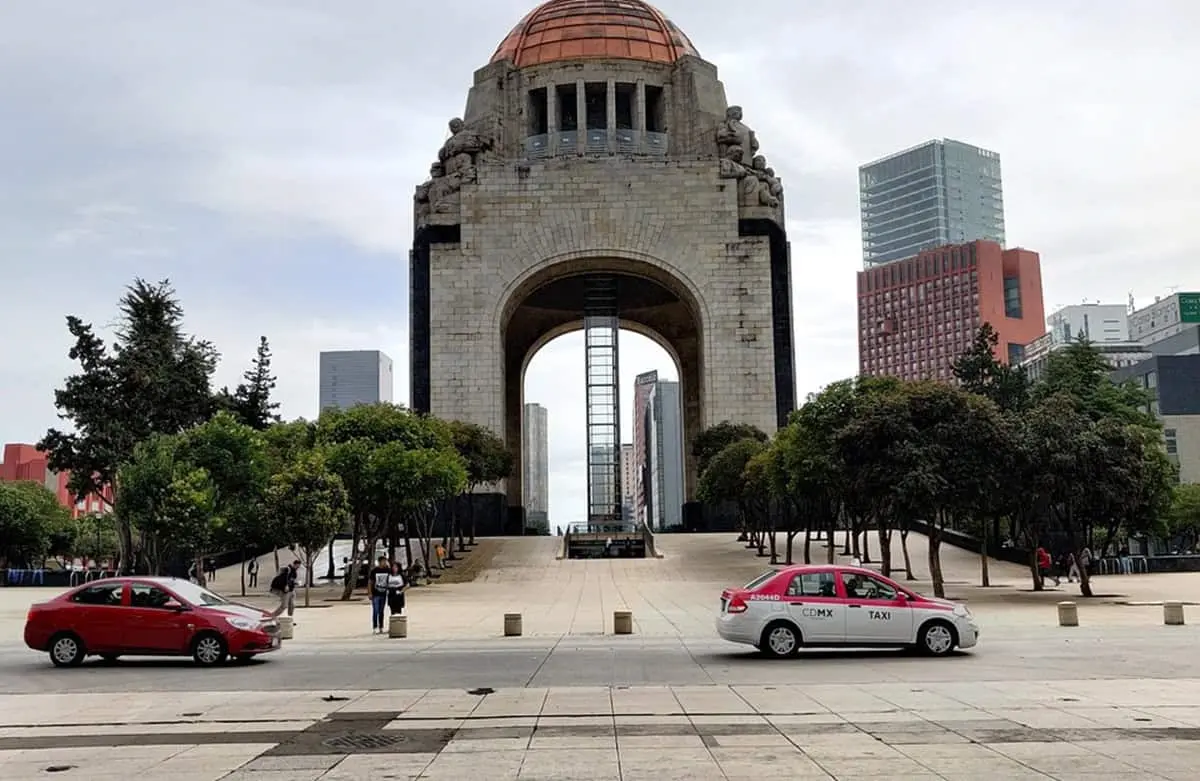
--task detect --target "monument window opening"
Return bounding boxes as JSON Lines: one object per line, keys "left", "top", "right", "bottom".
{"left": 527, "top": 87, "right": 548, "bottom": 135}
{"left": 523, "top": 328, "right": 686, "bottom": 535}
{"left": 556, "top": 84, "right": 578, "bottom": 131}
{"left": 614, "top": 83, "right": 635, "bottom": 130}
{"left": 644, "top": 86, "right": 665, "bottom": 133}
{"left": 584, "top": 83, "right": 607, "bottom": 130}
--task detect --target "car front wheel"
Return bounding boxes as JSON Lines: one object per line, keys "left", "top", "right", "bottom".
{"left": 49, "top": 632, "right": 85, "bottom": 668}
{"left": 918, "top": 621, "right": 957, "bottom": 656}
{"left": 760, "top": 622, "right": 801, "bottom": 658}
{"left": 191, "top": 632, "right": 229, "bottom": 666}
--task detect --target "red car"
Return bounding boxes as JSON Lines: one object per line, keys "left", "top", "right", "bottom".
{"left": 24, "top": 576, "right": 282, "bottom": 667}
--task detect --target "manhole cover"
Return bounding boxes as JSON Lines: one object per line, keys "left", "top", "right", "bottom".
{"left": 322, "top": 732, "right": 406, "bottom": 751}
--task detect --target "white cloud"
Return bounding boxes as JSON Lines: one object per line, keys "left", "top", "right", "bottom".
{"left": 1, "top": 0, "right": 1198, "bottom": 524}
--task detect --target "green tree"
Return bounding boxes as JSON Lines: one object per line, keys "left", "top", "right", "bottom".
{"left": 0, "top": 481, "right": 73, "bottom": 567}
{"left": 952, "top": 323, "right": 1031, "bottom": 413}
{"left": 392, "top": 447, "right": 469, "bottom": 575}
{"left": 1033, "top": 338, "right": 1156, "bottom": 427}
{"left": 178, "top": 412, "right": 271, "bottom": 590}
{"left": 115, "top": 434, "right": 218, "bottom": 575}
{"left": 39, "top": 279, "right": 219, "bottom": 572}
{"left": 698, "top": 437, "right": 768, "bottom": 555}
{"left": 215, "top": 336, "right": 281, "bottom": 430}
{"left": 315, "top": 403, "right": 450, "bottom": 598}
{"left": 69, "top": 512, "right": 121, "bottom": 568}
{"left": 692, "top": 422, "right": 769, "bottom": 475}
{"left": 264, "top": 451, "right": 349, "bottom": 608}
{"left": 446, "top": 420, "right": 514, "bottom": 548}
{"left": 1167, "top": 484, "right": 1200, "bottom": 551}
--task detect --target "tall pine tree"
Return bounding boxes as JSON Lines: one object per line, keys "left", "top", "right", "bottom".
{"left": 216, "top": 336, "right": 280, "bottom": 430}
{"left": 39, "top": 279, "right": 218, "bottom": 572}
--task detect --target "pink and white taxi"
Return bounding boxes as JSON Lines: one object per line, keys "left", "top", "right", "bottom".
{"left": 716, "top": 565, "right": 979, "bottom": 658}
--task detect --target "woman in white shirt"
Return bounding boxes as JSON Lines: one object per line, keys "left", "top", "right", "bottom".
{"left": 386, "top": 561, "right": 408, "bottom": 616}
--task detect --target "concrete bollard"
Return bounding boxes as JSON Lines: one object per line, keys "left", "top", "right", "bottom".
{"left": 504, "top": 613, "right": 523, "bottom": 637}
{"left": 1164, "top": 601, "right": 1186, "bottom": 626}
{"left": 389, "top": 615, "right": 408, "bottom": 638}
{"left": 613, "top": 610, "right": 633, "bottom": 635}
{"left": 278, "top": 616, "right": 295, "bottom": 640}
{"left": 1057, "top": 601, "right": 1079, "bottom": 627}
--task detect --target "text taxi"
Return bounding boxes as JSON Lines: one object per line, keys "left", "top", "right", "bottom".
{"left": 716, "top": 565, "right": 979, "bottom": 658}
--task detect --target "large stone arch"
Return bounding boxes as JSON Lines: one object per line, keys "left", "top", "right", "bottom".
{"left": 500, "top": 254, "right": 706, "bottom": 516}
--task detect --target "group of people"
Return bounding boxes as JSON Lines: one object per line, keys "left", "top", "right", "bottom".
{"left": 367, "top": 556, "right": 409, "bottom": 633}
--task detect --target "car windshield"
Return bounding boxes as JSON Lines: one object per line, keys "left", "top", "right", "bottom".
{"left": 166, "top": 580, "right": 231, "bottom": 607}
{"left": 742, "top": 569, "right": 778, "bottom": 591}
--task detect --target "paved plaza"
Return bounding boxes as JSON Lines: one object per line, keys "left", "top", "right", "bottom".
{"left": 4, "top": 534, "right": 1200, "bottom": 778}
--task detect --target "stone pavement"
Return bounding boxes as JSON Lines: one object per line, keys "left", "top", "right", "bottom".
{"left": 4, "top": 681, "right": 1200, "bottom": 779}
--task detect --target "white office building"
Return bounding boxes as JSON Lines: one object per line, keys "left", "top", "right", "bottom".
{"left": 318, "top": 350, "right": 394, "bottom": 411}
{"left": 522, "top": 403, "right": 549, "bottom": 531}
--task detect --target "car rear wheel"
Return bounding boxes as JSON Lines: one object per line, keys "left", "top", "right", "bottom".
{"left": 759, "top": 621, "right": 801, "bottom": 658}
{"left": 918, "top": 621, "right": 957, "bottom": 656}
{"left": 48, "top": 632, "right": 85, "bottom": 668}
{"left": 191, "top": 632, "right": 228, "bottom": 666}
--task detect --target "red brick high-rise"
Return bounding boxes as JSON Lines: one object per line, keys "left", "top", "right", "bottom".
{"left": 857, "top": 240, "right": 1045, "bottom": 381}
{"left": 0, "top": 443, "right": 113, "bottom": 518}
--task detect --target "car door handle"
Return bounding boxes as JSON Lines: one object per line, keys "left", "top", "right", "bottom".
{"left": 848, "top": 604, "right": 863, "bottom": 608}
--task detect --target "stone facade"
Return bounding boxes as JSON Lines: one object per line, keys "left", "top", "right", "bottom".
{"left": 410, "top": 16, "right": 795, "bottom": 533}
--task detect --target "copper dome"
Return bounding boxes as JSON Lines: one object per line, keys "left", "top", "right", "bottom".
{"left": 491, "top": 0, "right": 700, "bottom": 68}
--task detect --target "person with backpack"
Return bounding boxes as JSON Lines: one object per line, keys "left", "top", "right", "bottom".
{"left": 368, "top": 556, "right": 391, "bottom": 634}
{"left": 268, "top": 560, "right": 300, "bottom": 618}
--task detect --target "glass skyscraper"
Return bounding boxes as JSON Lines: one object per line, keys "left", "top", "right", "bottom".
{"left": 859, "top": 139, "right": 1005, "bottom": 268}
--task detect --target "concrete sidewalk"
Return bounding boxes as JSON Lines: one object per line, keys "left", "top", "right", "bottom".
{"left": 4, "top": 680, "right": 1200, "bottom": 779}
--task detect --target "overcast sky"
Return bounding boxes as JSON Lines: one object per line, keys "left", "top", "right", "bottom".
{"left": 1, "top": 0, "right": 1197, "bottom": 524}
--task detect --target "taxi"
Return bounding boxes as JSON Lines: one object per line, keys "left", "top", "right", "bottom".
{"left": 716, "top": 564, "right": 979, "bottom": 658}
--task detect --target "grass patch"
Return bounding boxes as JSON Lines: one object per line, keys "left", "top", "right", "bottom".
{"left": 429, "top": 540, "right": 502, "bottom": 585}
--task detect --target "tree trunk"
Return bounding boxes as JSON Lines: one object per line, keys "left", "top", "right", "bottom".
{"left": 899, "top": 527, "right": 915, "bottom": 580}
{"left": 861, "top": 524, "right": 872, "bottom": 564}
{"left": 850, "top": 525, "right": 860, "bottom": 559}
{"left": 468, "top": 489, "right": 478, "bottom": 546}
{"left": 387, "top": 516, "right": 398, "bottom": 565}
{"left": 194, "top": 554, "right": 207, "bottom": 588}
{"left": 116, "top": 520, "right": 135, "bottom": 575}
{"left": 979, "top": 515, "right": 991, "bottom": 588}
{"left": 340, "top": 520, "right": 363, "bottom": 601}
{"left": 786, "top": 530, "right": 798, "bottom": 565}
{"left": 326, "top": 541, "right": 335, "bottom": 580}
{"left": 802, "top": 528, "right": 811, "bottom": 564}
{"left": 878, "top": 526, "right": 892, "bottom": 577}
{"left": 303, "top": 554, "right": 314, "bottom": 608}
{"left": 1030, "top": 548, "right": 1043, "bottom": 591}
{"left": 826, "top": 517, "right": 836, "bottom": 564}
{"left": 458, "top": 498, "right": 468, "bottom": 552}
{"left": 446, "top": 500, "right": 459, "bottom": 561}
{"left": 768, "top": 527, "right": 778, "bottom": 564}
{"left": 403, "top": 523, "right": 415, "bottom": 581}
{"left": 1075, "top": 552, "right": 1094, "bottom": 597}
{"left": 928, "top": 518, "right": 945, "bottom": 598}
{"left": 240, "top": 547, "right": 247, "bottom": 597}
{"left": 273, "top": 548, "right": 280, "bottom": 573}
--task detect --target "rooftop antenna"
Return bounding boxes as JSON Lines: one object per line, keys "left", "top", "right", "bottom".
{"left": 1128, "top": 292, "right": 1135, "bottom": 313}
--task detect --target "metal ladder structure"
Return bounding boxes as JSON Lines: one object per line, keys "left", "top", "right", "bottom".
{"left": 583, "top": 275, "right": 623, "bottom": 526}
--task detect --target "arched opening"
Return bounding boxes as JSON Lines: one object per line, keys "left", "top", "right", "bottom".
{"left": 500, "top": 258, "right": 705, "bottom": 532}
{"left": 525, "top": 330, "right": 682, "bottom": 531}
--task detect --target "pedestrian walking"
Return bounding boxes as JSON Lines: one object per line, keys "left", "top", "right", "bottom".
{"left": 1036, "top": 546, "right": 1058, "bottom": 587}
{"left": 386, "top": 561, "right": 408, "bottom": 617}
{"left": 246, "top": 558, "right": 259, "bottom": 589}
{"left": 368, "top": 556, "right": 390, "bottom": 634}
{"left": 268, "top": 560, "right": 300, "bottom": 617}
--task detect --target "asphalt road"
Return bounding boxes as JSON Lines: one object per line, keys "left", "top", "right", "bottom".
{"left": 4, "top": 625, "right": 1200, "bottom": 694}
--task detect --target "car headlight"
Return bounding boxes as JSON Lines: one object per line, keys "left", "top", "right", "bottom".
{"left": 226, "top": 616, "right": 260, "bottom": 631}
{"left": 953, "top": 605, "right": 972, "bottom": 618}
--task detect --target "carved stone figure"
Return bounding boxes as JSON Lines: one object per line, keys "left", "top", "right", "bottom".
{"left": 750, "top": 156, "right": 782, "bottom": 206}
{"left": 438, "top": 117, "right": 491, "bottom": 180}
{"left": 716, "top": 105, "right": 758, "bottom": 162}
{"left": 718, "top": 145, "right": 749, "bottom": 179}
{"left": 763, "top": 165, "right": 784, "bottom": 199}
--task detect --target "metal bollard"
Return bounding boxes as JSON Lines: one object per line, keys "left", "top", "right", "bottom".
{"left": 389, "top": 615, "right": 408, "bottom": 638}
{"left": 1164, "top": 601, "right": 1186, "bottom": 626}
{"left": 613, "top": 610, "right": 633, "bottom": 635}
{"left": 278, "top": 616, "right": 295, "bottom": 640}
{"left": 1057, "top": 601, "right": 1079, "bottom": 627}
{"left": 504, "top": 613, "right": 523, "bottom": 637}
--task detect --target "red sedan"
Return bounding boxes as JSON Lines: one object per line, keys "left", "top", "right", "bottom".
{"left": 24, "top": 576, "right": 281, "bottom": 667}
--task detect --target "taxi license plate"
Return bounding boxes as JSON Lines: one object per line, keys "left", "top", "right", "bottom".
{"left": 271, "top": 636, "right": 281, "bottom": 648}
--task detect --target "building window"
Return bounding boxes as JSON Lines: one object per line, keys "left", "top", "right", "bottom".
{"left": 1146, "top": 370, "right": 1157, "bottom": 389}
{"left": 644, "top": 86, "right": 664, "bottom": 132}
{"left": 1164, "top": 428, "right": 1178, "bottom": 455}
{"left": 1003, "top": 277, "right": 1022, "bottom": 318}
{"left": 614, "top": 83, "right": 635, "bottom": 130}
{"left": 584, "top": 83, "right": 606, "bottom": 129}
{"left": 556, "top": 84, "right": 578, "bottom": 131}
{"left": 527, "top": 88, "right": 548, "bottom": 135}
{"left": 1007, "top": 343, "right": 1025, "bottom": 365}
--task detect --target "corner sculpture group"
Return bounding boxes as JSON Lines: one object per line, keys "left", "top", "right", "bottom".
{"left": 414, "top": 105, "right": 783, "bottom": 221}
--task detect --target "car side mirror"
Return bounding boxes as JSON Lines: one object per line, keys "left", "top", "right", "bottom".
{"left": 896, "top": 592, "right": 908, "bottom": 601}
